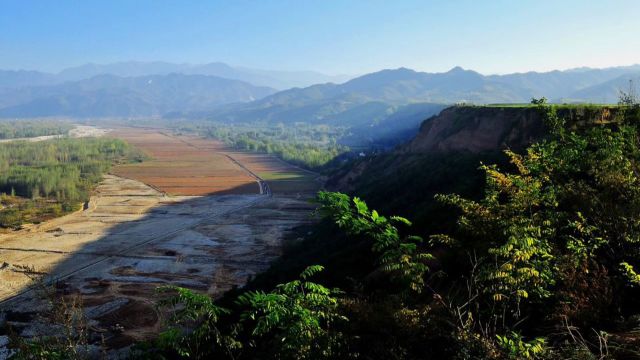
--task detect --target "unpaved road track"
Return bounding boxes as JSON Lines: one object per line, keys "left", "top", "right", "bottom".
{"left": 0, "top": 129, "right": 319, "bottom": 351}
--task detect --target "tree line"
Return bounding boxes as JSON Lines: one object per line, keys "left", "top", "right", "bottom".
{"left": 0, "top": 120, "right": 73, "bottom": 139}
{"left": 178, "top": 122, "right": 349, "bottom": 170}
{"left": 0, "top": 137, "right": 145, "bottom": 228}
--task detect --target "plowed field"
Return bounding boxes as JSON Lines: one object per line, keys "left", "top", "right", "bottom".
{"left": 109, "top": 129, "right": 320, "bottom": 196}
{"left": 110, "top": 129, "right": 260, "bottom": 195}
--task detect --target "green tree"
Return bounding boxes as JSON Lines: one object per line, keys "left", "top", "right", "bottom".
{"left": 237, "top": 265, "right": 347, "bottom": 360}
{"left": 154, "top": 286, "right": 240, "bottom": 360}
{"left": 316, "top": 191, "right": 433, "bottom": 293}
{"left": 435, "top": 103, "right": 640, "bottom": 336}
{"left": 0, "top": 137, "right": 146, "bottom": 228}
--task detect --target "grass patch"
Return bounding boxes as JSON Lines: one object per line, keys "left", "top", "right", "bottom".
{"left": 257, "top": 171, "right": 313, "bottom": 181}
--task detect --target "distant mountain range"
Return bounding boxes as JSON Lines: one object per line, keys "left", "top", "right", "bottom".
{"left": 206, "top": 65, "right": 640, "bottom": 123}
{"left": 0, "top": 61, "right": 352, "bottom": 90}
{"left": 197, "top": 65, "right": 639, "bottom": 145}
{"left": 0, "top": 74, "right": 276, "bottom": 118}
{"left": 0, "top": 70, "right": 58, "bottom": 89}
{"left": 0, "top": 63, "right": 638, "bottom": 143}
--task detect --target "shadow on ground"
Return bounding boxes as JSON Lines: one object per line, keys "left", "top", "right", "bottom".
{"left": 0, "top": 177, "right": 318, "bottom": 351}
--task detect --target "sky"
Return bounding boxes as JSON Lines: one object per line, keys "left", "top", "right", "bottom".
{"left": 1, "top": 0, "right": 639, "bottom": 75}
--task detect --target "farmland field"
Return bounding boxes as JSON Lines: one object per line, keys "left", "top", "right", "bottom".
{"left": 222, "top": 151, "right": 321, "bottom": 193}
{"left": 110, "top": 129, "right": 258, "bottom": 195}
{"left": 109, "top": 128, "right": 321, "bottom": 196}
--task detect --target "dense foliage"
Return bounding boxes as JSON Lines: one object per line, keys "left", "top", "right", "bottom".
{"left": 178, "top": 122, "right": 349, "bottom": 169}
{"left": 0, "top": 120, "right": 73, "bottom": 139}
{"left": 236, "top": 265, "right": 347, "bottom": 359}
{"left": 428, "top": 103, "right": 640, "bottom": 356}
{"left": 0, "top": 138, "right": 145, "bottom": 228}
{"left": 315, "top": 192, "right": 433, "bottom": 294}
{"left": 131, "top": 266, "right": 348, "bottom": 360}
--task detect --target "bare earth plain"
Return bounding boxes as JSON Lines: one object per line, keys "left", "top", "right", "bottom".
{"left": 0, "top": 128, "right": 321, "bottom": 355}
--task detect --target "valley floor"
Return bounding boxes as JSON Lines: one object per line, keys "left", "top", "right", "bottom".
{"left": 0, "top": 129, "right": 320, "bottom": 353}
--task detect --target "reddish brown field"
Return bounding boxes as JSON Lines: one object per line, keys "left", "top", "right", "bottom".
{"left": 109, "top": 128, "right": 320, "bottom": 196}
{"left": 110, "top": 129, "right": 260, "bottom": 196}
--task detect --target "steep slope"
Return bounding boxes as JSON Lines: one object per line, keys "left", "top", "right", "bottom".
{"left": 401, "top": 106, "right": 546, "bottom": 153}
{"left": 0, "top": 74, "right": 276, "bottom": 118}
{"left": 328, "top": 105, "right": 620, "bottom": 232}
{"left": 328, "top": 106, "right": 547, "bottom": 196}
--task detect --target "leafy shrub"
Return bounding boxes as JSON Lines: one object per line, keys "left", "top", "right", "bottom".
{"left": 154, "top": 286, "right": 240, "bottom": 359}
{"left": 316, "top": 192, "right": 433, "bottom": 293}
{"left": 237, "top": 265, "right": 348, "bottom": 360}
{"left": 495, "top": 332, "right": 547, "bottom": 359}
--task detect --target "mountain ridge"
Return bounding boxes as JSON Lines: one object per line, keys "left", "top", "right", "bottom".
{"left": 1, "top": 61, "right": 352, "bottom": 90}
{"left": 1, "top": 65, "right": 638, "bottom": 140}
{"left": 0, "top": 73, "right": 276, "bottom": 118}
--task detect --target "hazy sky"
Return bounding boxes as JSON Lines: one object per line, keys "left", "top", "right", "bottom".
{"left": 1, "top": 0, "right": 639, "bottom": 75}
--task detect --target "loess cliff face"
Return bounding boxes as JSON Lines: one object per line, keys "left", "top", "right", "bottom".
{"left": 329, "top": 105, "right": 620, "bottom": 193}
{"left": 402, "top": 106, "right": 545, "bottom": 153}
{"left": 402, "top": 105, "right": 620, "bottom": 154}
